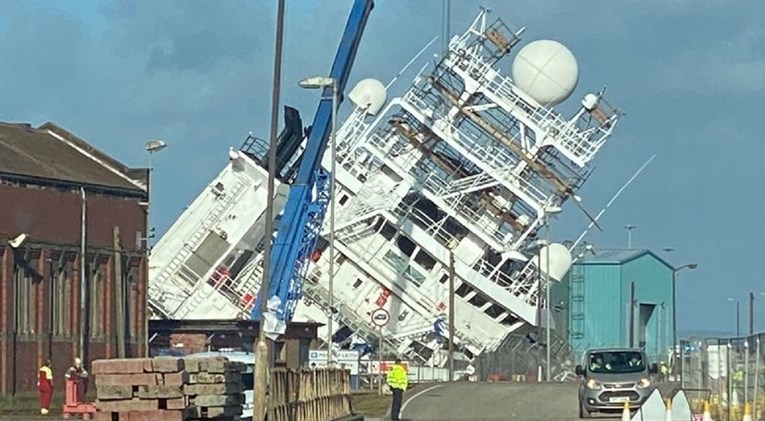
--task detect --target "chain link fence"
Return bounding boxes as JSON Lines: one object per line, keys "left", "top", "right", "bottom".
{"left": 680, "top": 333, "right": 764, "bottom": 421}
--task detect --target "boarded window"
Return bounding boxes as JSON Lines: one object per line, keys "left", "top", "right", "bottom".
{"left": 184, "top": 232, "right": 231, "bottom": 278}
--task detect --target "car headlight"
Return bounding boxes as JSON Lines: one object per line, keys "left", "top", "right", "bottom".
{"left": 637, "top": 378, "right": 651, "bottom": 389}
{"left": 587, "top": 379, "right": 602, "bottom": 390}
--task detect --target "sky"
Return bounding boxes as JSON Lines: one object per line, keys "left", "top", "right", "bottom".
{"left": 1, "top": 0, "right": 764, "bottom": 334}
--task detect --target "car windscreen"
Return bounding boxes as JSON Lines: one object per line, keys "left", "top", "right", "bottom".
{"left": 241, "top": 364, "right": 254, "bottom": 390}
{"left": 587, "top": 351, "right": 646, "bottom": 374}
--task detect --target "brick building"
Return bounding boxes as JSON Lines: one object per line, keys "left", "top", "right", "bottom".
{"left": 0, "top": 122, "right": 149, "bottom": 395}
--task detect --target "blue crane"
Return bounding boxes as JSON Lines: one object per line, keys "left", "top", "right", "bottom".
{"left": 252, "top": 0, "right": 375, "bottom": 337}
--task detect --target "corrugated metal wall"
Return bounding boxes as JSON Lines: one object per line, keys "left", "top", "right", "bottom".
{"left": 621, "top": 254, "right": 673, "bottom": 363}
{"left": 567, "top": 251, "right": 673, "bottom": 365}
{"left": 570, "top": 263, "right": 624, "bottom": 360}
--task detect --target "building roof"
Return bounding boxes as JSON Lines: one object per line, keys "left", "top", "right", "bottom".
{"left": 0, "top": 121, "right": 146, "bottom": 193}
{"left": 577, "top": 248, "right": 674, "bottom": 270}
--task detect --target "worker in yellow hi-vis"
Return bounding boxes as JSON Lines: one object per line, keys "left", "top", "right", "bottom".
{"left": 386, "top": 358, "right": 408, "bottom": 421}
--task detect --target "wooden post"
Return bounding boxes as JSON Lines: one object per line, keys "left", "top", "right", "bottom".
{"left": 113, "top": 226, "right": 126, "bottom": 358}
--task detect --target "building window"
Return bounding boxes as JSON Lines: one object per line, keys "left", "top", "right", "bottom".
{"left": 89, "top": 264, "right": 103, "bottom": 338}
{"left": 14, "top": 266, "right": 32, "bottom": 335}
{"left": 52, "top": 265, "right": 71, "bottom": 337}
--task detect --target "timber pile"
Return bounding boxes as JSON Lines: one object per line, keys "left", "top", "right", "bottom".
{"left": 92, "top": 356, "right": 246, "bottom": 421}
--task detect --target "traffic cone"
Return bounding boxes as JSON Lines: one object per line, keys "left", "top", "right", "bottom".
{"left": 664, "top": 399, "right": 673, "bottom": 421}
{"left": 743, "top": 402, "right": 753, "bottom": 421}
{"left": 702, "top": 400, "right": 712, "bottom": 421}
{"left": 621, "top": 401, "right": 631, "bottom": 421}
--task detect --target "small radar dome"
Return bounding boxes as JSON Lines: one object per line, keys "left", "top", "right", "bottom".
{"left": 348, "top": 78, "right": 387, "bottom": 116}
{"left": 511, "top": 40, "right": 579, "bottom": 107}
{"left": 537, "top": 243, "right": 573, "bottom": 282}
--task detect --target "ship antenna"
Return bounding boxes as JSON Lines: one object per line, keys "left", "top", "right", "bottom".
{"left": 569, "top": 154, "right": 656, "bottom": 250}
{"left": 385, "top": 36, "right": 439, "bottom": 90}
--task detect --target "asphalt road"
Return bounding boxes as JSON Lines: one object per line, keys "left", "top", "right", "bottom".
{"left": 400, "top": 382, "right": 621, "bottom": 421}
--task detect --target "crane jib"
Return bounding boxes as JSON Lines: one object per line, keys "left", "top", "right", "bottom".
{"left": 252, "top": 0, "right": 375, "bottom": 337}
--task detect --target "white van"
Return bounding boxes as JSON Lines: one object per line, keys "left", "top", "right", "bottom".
{"left": 185, "top": 350, "right": 254, "bottom": 420}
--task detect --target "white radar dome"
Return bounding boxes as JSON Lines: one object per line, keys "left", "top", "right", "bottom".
{"left": 511, "top": 40, "right": 579, "bottom": 107}
{"left": 536, "top": 243, "right": 573, "bottom": 282}
{"left": 348, "top": 78, "right": 387, "bottom": 116}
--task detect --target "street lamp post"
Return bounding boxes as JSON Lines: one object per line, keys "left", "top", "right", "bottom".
{"left": 671, "top": 263, "right": 697, "bottom": 352}
{"left": 145, "top": 140, "right": 167, "bottom": 250}
{"left": 298, "top": 76, "right": 338, "bottom": 366}
{"left": 727, "top": 298, "right": 740, "bottom": 337}
{"left": 539, "top": 205, "right": 561, "bottom": 382}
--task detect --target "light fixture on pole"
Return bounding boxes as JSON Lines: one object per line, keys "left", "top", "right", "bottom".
{"left": 541, "top": 205, "right": 561, "bottom": 382}
{"left": 144, "top": 140, "right": 167, "bottom": 250}
{"left": 671, "top": 263, "right": 697, "bottom": 351}
{"left": 298, "top": 75, "right": 338, "bottom": 366}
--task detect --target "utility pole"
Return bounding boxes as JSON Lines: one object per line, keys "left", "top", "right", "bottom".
{"left": 750, "top": 291, "right": 755, "bottom": 335}
{"left": 448, "top": 249, "right": 455, "bottom": 381}
{"left": 624, "top": 225, "right": 636, "bottom": 249}
{"left": 253, "top": 1, "right": 285, "bottom": 419}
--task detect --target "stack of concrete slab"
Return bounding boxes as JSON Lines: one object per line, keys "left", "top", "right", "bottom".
{"left": 92, "top": 356, "right": 245, "bottom": 421}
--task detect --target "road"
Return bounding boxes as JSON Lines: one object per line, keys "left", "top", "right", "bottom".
{"left": 399, "top": 382, "right": 618, "bottom": 421}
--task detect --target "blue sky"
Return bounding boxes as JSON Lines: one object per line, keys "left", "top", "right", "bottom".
{"left": 1, "top": 1, "right": 763, "bottom": 334}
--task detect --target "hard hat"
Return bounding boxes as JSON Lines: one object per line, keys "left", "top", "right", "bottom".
{"left": 74, "top": 357, "right": 82, "bottom": 365}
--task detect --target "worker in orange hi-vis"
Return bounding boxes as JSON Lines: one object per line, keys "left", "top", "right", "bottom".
{"left": 37, "top": 359, "right": 54, "bottom": 415}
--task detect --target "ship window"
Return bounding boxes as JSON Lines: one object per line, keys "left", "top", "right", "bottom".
{"left": 484, "top": 303, "right": 504, "bottom": 318}
{"left": 353, "top": 278, "right": 363, "bottom": 289}
{"left": 413, "top": 250, "right": 436, "bottom": 271}
{"left": 380, "top": 222, "right": 397, "bottom": 241}
{"left": 438, "top": 273, "right": 448, "bottom": 284}
{"left": 500, "top": 313, "right": 519, "bottom": 325}
{"left": 403, "top": 266, "right": 426, "bottom": 286}
{"left": 455, "top": 283, "right": 472, "bottom": 297}
{"left": 339, "top": 195, "right": 349, "bottom": 206}
{"left": 396, "top": 235, "right": 416, "bottom": 257}
{"left": 336, "top": 253, "right": 347, "bottom": 265}
{"left": 468, "top": 293, "right": 488, "bottom": 307}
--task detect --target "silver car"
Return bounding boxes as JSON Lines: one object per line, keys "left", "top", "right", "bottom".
{"left": 575, "top": 348, "right": 658, "bottom": 418}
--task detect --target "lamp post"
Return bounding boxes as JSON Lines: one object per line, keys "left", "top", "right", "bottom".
{"left": 623, "top": 224, "right": 636, "bottom": 249}
{"left": 253, "top": 1, "right": 285, "bottom": 419}
{"left": 539, "top": 205, "right": 561, "bottom": 382}
{"left": 671, "top": 263, "right": 697, "bottom": 351}
{"left": 727, "top": 298, "right": 740, "bottom": 337}
{"left": 749, "top": 292, "right": 765, "bottom": 334}
{"left": 298, "top": 75, "right": 338, "bottom": 366}
{"left": 145, "top": 140, "right": 167, "bottom": 249}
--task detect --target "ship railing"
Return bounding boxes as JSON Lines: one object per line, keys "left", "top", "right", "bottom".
{"left": 401, "top": 91, "right": 549, "bottom": 207}
{"left": 481, "top": 64, "right": 607, "bottom": 167}
{"left": 390, "top": 198, "right": 538, "bottom": 309}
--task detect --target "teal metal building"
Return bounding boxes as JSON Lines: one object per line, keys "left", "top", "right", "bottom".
{"left": 552, "top": 249, "right": 675, "bottom": 365}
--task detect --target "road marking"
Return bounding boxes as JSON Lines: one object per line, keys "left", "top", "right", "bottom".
{"left": 401, "top": 384, "right": 444, "bottom": 416}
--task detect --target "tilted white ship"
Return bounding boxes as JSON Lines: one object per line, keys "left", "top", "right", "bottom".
{"left": 147, "top": 8, "right": 622, "bottom": 367}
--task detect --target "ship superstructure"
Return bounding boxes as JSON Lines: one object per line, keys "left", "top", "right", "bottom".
{"left": 148, "top": 8, "right": 622, "bottom": 366}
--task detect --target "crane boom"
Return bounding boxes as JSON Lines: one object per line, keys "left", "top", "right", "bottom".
{"left": 252, "top": 0, "right": 375, "bottom": 338}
